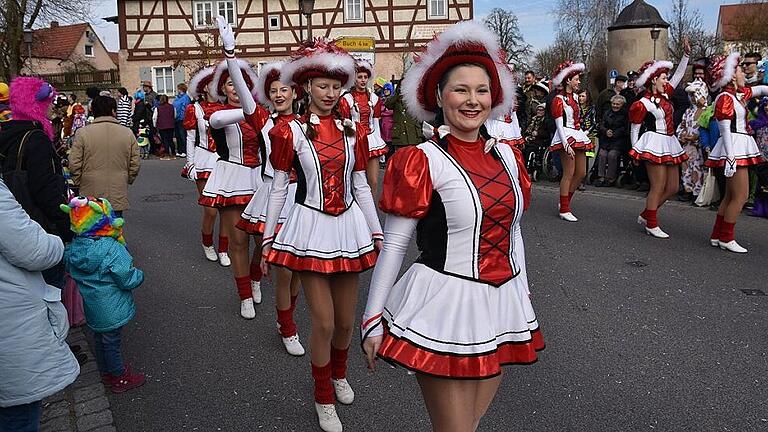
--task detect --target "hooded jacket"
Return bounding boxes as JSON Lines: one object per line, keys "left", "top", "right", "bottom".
{"left": 0, "top": 179, "right": 79, "bottom": 407}
{"left": 0, "top": 120, "right": 72, "bottom": 242}
{"left": 64, "top": 235, "right": 143, "bottom": 333}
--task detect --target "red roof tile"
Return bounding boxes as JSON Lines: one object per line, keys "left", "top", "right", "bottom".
{"left": 718, "top": 3, "right": 768, "bottom": 41}
{"left": 31, "top": 23, "right": 89, "bottom": 60}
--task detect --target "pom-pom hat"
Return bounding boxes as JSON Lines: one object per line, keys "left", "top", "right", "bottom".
{"left": 211, "top": 58, "right": 259, "bottom": 101}
{"left": 707, "top": 52, "right": 741, "bottom": 91}
{"left": 552, "top": 60, "right": 585, "bottom": 87}
{"left": 188, "top": 65, "right": 216, "bottom": 100}
{"left": 255, "top": 61, "right": 285, "bottom": 107}
{"left": 400, "top": 20, "right": 515, "bottom": 123}
{"left": 635, "top": 60, "right": 673, "bottom": 89}
{"left": 280, "top": 38, "right": 357, "bottom": 90}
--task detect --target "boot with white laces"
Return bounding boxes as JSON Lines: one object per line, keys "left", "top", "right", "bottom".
{"left": 251, "top": 280, "right": 262, "bottom": 304}
{"left": 559, "top": 212, "right": 578, "bottom": 222}
{"left": 719, "top": 240, "right": 748, "bottom": 254}
{"left": 332, "top": 379, "right": 355, "bottom": 405}
{"left": 218, "top": 252, "right": 231, "bottom": 267}
{"left": 315, "top": 403, "right": 343, "bottom": 432}
{"left": 203, "top": 245, "right": 218, "bottom": 262}
{"left": 240, "top": 299, "right": 255, "bottom": 319}
{"left": 281, "top": 334, "right": 305, "bottom": 356}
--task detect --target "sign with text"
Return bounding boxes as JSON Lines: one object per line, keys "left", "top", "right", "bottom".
{"left": 336, "top": 37, "right": 375, "bottom": 52}
{"left": 411, "top": 24, "right": 450, "bottom": 39}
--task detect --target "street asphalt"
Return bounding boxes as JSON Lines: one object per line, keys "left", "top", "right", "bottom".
{"left": 110, "top": 158, "right": 768, "bottom": 432}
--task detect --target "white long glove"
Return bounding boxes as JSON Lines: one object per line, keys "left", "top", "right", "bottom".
{"left": 554, "top": 116, "right": 574, "bottom": 157}
{"left": 262, "top": 170, "right": 289, "bottom": 246}
{"left": 361, "top": 215, "right": 418, "bottom": 339}
{"left": 352, "top": 171, "right": 383, "bottom": 239}
{"left": 717, "top": 119, "right": 737, "bottom": 177}
{"left": 669, "top": 54, "right": 689, "bottom": 89}
{"left": 630, "top": 123, "right": 641, "bottom": 150}
{"left": 216, "top": 16, "right": 257, "bottom": 117}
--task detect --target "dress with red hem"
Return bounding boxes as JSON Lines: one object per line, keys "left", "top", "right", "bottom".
{"left": 629, "top": 85, "right": 688, "bottom": 165}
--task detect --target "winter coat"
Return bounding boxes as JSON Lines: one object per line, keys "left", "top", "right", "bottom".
{"left": 384, "top": 88, "right": 421, "bottom": 147}
{"left": 599, "top": 108, "right": 629, "bottom": 152}
{"left": 64, "top": 236, "right": 143, "bottom": 333}
{"left": 0, "top": 120, "right": 72, "bottom": 242}
{"left": 154, "top": 103, "right": 175, "bottom": 130}
{"left": 0, "top": 179, "right": 79, "bottom": 407}
{"left": 173, "top": 93, "right": 191, "bottom": 122}
{"left": 116, "top": 95, "right": 133, "bottom": 128}
{"left": 380, "top": 101, "right": 394, "bottom": 143}
{"left": 69, "top": 117, "right": 141, "bottom": 211}
{"left": 131, "top": 101, "right": 152, "bottom": 135}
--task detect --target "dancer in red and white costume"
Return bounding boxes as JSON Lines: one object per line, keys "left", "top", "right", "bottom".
{"left": 629, "top": 40, "right": 690, "bottom": 238}
{"left": 182, "top": 66, "right": 230, "bottom": 265}
{"left": 361, "top": 21, "right": 543, "bottom": 432}
{"left": 550, "top": 60, "right": 593, "bottom": 222}
{"left": 235, "top": 61, "right": 305, "bottom": 355}
{"left": 339, "top": 60, "right": 388, "bottom": 195}
{"left": 485, "top": 106, "right": 525, "bottom": 148}
{"left": 259, "top": 38, "right": 382, "bottom": 432}
{"left": 705, "top": 52, "right": 768, "bottom": 253}
{"left": 201, "top": 17, "right": 269, "bottom": 319}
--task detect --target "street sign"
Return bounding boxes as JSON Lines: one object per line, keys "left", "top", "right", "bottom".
{"left": 609, "top": 69, "right": 619, "bottom": 79}
{"left": 336, "top": 37, "right": 375, "bottom": 52}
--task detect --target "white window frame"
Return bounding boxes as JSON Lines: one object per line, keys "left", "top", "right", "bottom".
{"left": 152, "top": 66, "right": 176, "bottom": 96}
{"left": 84, "top": 44, "right": 95, "bottom": 57}
{"left": 427, "top": 0, "right": 448, "bottom": 19}
{"left": 194, "top": 1, "right": 236, "bottom": 28}
{"left": 344, "top": 0, "right": 364, "bottom": 23}
{"left": 268, "top": 15, "right": 281, "bottom": 30}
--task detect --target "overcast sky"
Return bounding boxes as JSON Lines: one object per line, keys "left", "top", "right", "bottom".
{"left": 88, "top": 0, "right": 723, "bottom": 53}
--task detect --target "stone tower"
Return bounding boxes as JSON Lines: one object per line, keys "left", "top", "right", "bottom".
{"left": 607, "top": 0, "right": 670, "bottom": 83}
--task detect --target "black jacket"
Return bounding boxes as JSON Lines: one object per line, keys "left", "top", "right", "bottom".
{"left": 0, "top": 120, "right": 73, "bottom": 242}
{"left": 599, "top": 108, "right": 629, "bottom": 152}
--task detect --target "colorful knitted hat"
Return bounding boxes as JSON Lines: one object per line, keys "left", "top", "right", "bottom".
{"left": 0, "top": 82, "right": 9, "bottom": 102}
{"left": 60, "top": 196, "right": 125, "bottom": 244}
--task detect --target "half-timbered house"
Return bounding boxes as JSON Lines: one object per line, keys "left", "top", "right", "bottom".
{"left": 116, "top": 0, "right": 472, "bottom": 95}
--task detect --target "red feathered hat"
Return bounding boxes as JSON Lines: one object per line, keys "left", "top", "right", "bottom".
{"left": 552, "top": 60, "right": 585, "bottom": 87}
{"left": 280, "top": 38, "right": 357, "bottom": 90}
{"left": 211, "top": 58, "right": 259, "bottom": 101}
{"left": 188, "top": 65, "right": 217, "bottom": 100}
{"left": 707, "top": 52, "right": 741, "bottom": 91}
{"left": 635, "top": 60, "right": 673, "bottom": 88}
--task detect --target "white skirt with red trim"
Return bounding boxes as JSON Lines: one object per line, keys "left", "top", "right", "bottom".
{"left": 199, "top": 159, "right": 262, "bottom": 208}
{"left": 486, "top": 119, "right": 525, "bottom": 148}
{"left": 237, "top": 177, "right": 297, "bottom": 235}
{"left": 193, "top": 147, "right": 219, "bottom": 180}
{"left": 549, "top": 127, "right": 594, "bottom": 152}
{"left": 705, "top": 133, "right": 764, "bottom": 168}
{"left": 377, "top": 263, "right": 544, "bottom": 379}
{"left": 368, "top": 129, "right": 388, "bottom": 158}
{"left": 629, "top": 132, "right": 688, "bottom": 165}
{"left": 266, "top": 203, "right": 377, "bottom": 274}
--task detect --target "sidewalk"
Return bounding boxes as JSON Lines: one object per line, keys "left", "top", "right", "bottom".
{"left": 40, "top": 327, "right": 117, "bottom": 432}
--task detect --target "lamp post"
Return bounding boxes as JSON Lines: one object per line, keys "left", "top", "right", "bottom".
{"left": 299, "top": 0, "right": 315, "bottom": 42}
{"left": 22, "top": 28, "right": 33, "bottom": 74}
{"left": 650, "top": 26, "right": 661, "bottom": 60}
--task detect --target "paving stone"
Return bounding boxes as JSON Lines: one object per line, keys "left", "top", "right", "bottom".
{"left": 72, "top": 383, "right": 104, "bottom": 403}
{"left": 41, "top": 401, "right": 70, "bottom": 423}
{"left": 44, "top": 389, "right": 69, "bottom": 404}
{"left": 75, "top": 396, "right": 110, "bottom": 417}
{"left": 72, "top": 372, "right": 102, "bottom": 389}
{"left": 40, "top": 415, "right": 71, "bottom": 432}
{"left": 75, "top": 411, "right": 113, "bottom": 431}
{"left": 90, "top": 427, "right": 117, "bottom": 432}
{"left": 80, "top": 361, "right": 98, "bottom": 374}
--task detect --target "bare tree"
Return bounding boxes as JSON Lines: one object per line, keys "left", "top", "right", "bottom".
{"left": 532, "top": 34, "right": 580, "bottom": 79}
{"left": 666, "top": 0, "right": 705, "bottom": 62}
{"left": 483, "top": 8, "right": 532, "bottom": 70}
{"left": 0, "top": 0, "right": 93, "bottom": 81}
{"left": 554, "top": 0, "right": 625, "bottom": 64}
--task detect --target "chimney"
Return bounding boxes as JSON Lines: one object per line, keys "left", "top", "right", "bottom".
{"left": 50, "top": 21, "right": 59, "bottom": 28}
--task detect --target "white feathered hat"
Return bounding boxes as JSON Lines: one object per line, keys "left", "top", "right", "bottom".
{"left": 635, "top": 60, "right": 674, "bottom": 89}
{"left": 211, "top": 58, "right": 259, "bottom": 101}
{"left": 280, "top": 38, "right": 357, "bottom": 90}
{"left": 707, "top": 52, "right": 741, "bottom": 91}
{"left": 551, "top": 60, "right": 585, "bottom": 87}
{"left": 355, "top": 60, "right": 374, "bottom": 77}
{"left": 255, "top": 61, "right": 286, "bottom": 107}
{"left": 400, "top": 20, "right": 515, "bottom": 123}
{"left": 188, "top": 65, "right": 216, "bottom": 100}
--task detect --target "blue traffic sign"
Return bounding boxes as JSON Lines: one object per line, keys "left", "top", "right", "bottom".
{"left": 609, "top": 69, "right": 619, "bottom": 79}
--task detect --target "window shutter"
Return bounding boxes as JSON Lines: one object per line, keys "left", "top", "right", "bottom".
{"left": 139, "top": 67, "right": 152, "bottom": 83}
{"left": 173, "top": 67, "right": 186, "bottom": 86}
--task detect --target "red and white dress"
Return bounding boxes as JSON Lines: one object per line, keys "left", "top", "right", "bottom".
{"left": 705, "top": 86, "right": 765, "bottom": 168}
{"left": 237, "top": 113, "right": 299, "bottom": 235}
{"left": 628, "top": 84, "right": 688, "bottom": 165}
{"left": 361, "top": 136, "right": 544, "bottom": 379}
{"left": 184, "top": 100, "right": 223, "bottom": 180}
{"left": 198, "top": 105, "right": 269, "bottom": 207}
{"left": 486, "top": 111, "right": 525, "bottom": 148}
{"left": 263, "top": 114, "right": 383, "bottom": 273}
{"left": 340, "top": 90, "right": 389, "bottom": 158}
{"left": 549, "top": 90, "right": 593, "bottom": 152}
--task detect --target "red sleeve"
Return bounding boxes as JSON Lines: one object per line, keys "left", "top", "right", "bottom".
{"left": 628, "top": 100, "right": 647, "bottom": 124}
{"left": 664, "top": 83, "right": 675, "bottom": 97}
{"left": 353, "top": 125, "right": 370, "bottom": 171}
{"left": 268, "top": 122, "right": 295, "bottom": 172}
{"left": 379, "top": 146, "right": 433, "bottom": 218}
{"left": 550, "top": 96, "right": 564, "bottom": 119}
{"left": 510, "top": 145, "right": 531, "bottom": 211}
{"left": 183, "top": 104, "right": 197, "bottom": 130}
{"left": 373, "top": 98, "right": 382, "bottom": 118}
{"left": 245, "top": 105, "right": 269, "bottom": 133}
{"left": 338, "top": 97, "right": 352, "bottom": 120}
{"left": 743, "top": 87, "right": 754, "bottom": 100}
{"left": 714, "top": 95, "right": 734, "bottom": 121}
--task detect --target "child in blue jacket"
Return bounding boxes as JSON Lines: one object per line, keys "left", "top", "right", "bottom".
{"left": 61, "top": 196, "right": 146, "bottom": 394}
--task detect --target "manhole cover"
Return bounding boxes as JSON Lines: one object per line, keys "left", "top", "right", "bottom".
{"left": 625, "top": 260, "right": 648, "bottom": 268}
{"left": 144, "top": 193, "right": 184, "bottom": 202}
{"left": 741, "top": 289, "right": 766, "bottom": 296}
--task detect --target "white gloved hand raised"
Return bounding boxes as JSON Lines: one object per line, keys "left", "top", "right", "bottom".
{"left": 216, "top": 15, "right": 236, "bottom": 56}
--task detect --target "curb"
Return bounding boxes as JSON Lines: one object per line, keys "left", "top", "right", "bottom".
{"left": 40, "top": 327, "right": 117, "bottom": 432}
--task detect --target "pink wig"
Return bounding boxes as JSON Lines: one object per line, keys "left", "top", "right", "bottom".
{"left": 10, "top": 77, "right": 56, "bottom": 140}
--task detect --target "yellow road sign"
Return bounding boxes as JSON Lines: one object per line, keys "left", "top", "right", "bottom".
{"left": 336, "top": 37, "right": 375, "bottom": 51}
